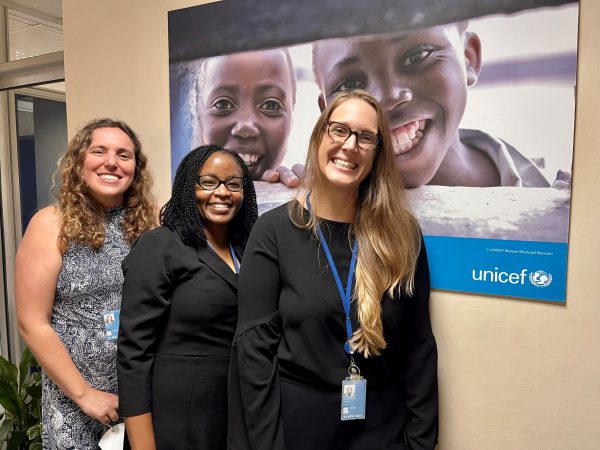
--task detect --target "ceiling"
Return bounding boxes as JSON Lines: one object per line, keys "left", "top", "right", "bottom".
{"left": 3, "top": 0, "right": 62, "bottom": 20}
{"left": 1, "top": 0, "right": 64, "bottom": 92}
{"left": 3, "top": 0, "right": 63, "bottom": 61}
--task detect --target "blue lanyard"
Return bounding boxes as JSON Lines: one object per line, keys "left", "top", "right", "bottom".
{"left": 306, "top": 195, "right": 358, "bottom": 355}
{"left": 207, "top": 240, "right": 240, "bottom": 274}
{"left": 229, "top": 241, "right": 240, "bottom": 274}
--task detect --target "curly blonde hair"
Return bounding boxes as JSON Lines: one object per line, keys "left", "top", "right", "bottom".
{"left": 289, "top": 91, "right": 422, "bottom": 357}
{"left": 57, "top": 118, "right": 156, "bottom": 249}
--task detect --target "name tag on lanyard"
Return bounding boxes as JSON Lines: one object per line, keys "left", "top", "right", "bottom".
{"left": 341, "top": 362, "right": 367, "bottom": 421}
{"left": 307, "top": 193, "right": 367, "bottom": 421}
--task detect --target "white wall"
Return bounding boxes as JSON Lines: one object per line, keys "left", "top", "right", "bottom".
{"left": 63, "top": 0, "right": 600, "bottom": 448}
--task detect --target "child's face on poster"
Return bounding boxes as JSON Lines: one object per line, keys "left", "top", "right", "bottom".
{"left": 313, "top": 24, "right": 480, "bottom": 188}
{"left": 201, "top": 50, "right": 294, "bottom": 180}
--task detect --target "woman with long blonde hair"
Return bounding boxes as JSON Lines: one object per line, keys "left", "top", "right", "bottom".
{"left": 229, "top": 91, "right": 438, "bottom": 449}
{"left": 15, "top": 118, "right": 156, "bottom": 449}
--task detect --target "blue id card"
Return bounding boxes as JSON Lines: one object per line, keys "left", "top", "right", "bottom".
{"left": 102, "top": 310, "right": 120, "bottom": 341}
{"left": 341, "top": 377, "right": 367, "bottom": 420}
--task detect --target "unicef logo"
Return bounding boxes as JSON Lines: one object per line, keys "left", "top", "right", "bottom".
{"left": 529, "top": 270, "right": 552, "bottom": 288}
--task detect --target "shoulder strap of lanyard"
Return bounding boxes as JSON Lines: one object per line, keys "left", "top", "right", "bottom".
{"left": 207, "top": 240, "right": 240, "bottom": 274}
{"left": 307, "top": 194, "right": 357, "bottom": 355}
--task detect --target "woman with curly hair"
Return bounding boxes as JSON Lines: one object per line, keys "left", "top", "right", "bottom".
{"left": 15, "top": 118, "right": 156, "bottom": 449}
{"left": 229, "top": 91, "right": 438, "bottom": 449}
{"left": 117, "top": 145, "right": 258, "bottom": 449}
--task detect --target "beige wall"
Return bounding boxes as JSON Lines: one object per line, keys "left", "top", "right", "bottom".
{"left": 63, "top": 0, "right": 600, "bottom": 448}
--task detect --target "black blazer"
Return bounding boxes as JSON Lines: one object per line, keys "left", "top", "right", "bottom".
{"left": 117, "top": 226, "right": 240, "bottom": 449}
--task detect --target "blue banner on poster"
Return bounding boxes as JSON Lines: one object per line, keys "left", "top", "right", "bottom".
{"left": 424, "top": 236, "right": 567, "bottom": 301}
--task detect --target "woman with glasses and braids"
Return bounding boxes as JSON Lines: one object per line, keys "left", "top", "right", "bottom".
{"left": 117, "top": 145, "right": 258, "bottom": 449}
{"left": 229, "top": 91, "right": 438, "bottom": 450}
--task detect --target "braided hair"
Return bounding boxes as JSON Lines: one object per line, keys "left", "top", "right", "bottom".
{"left": 160, "top": 144, "right": 258, "bottom": 248}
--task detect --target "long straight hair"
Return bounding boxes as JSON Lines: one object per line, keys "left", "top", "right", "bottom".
{"left": 289, "top": 90, "right": 421, "bottom": 357}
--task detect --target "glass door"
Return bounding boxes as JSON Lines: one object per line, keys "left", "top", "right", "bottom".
{"left": 0, "top": 86, "right": 66, "bottom": 361}
{"left": 0, "top": 1, "right": 64, "bottom": 362}
{"left": 14, "top": 89, "right": 67, "bottom": 232}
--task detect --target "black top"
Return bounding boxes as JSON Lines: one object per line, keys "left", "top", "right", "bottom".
{"left": 118, "top": 226, "right": 240, "bottom": 448}
{"left": 228, "top": 202, "right": 438, "bottom": 450}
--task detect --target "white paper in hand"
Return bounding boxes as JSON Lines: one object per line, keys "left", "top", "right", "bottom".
{"left": 99, "top": 422, "right": 125, "bottom": 450}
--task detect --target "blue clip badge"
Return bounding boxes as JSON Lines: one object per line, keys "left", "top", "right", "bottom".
{"left": 341, "top": 377, "right": 367, "bottom": 420}
{"left": 102, "top": 310, "right": 120, "bottom": 342}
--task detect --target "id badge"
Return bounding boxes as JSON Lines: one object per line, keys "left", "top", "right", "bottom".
{"left": 341, "top": 376, "right": 366, "bottom": 420}
{"left": 341, "top": 358, "right": 367, "bottom": 421}
{"left": 102, "top": 310, "right": 120, "bottom": 342}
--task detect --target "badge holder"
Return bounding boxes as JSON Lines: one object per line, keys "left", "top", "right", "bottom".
{"left": 102, "top": 310, "right": 120, "bottom": 342}
{"left": 341, "top": 357, "right": 367, "bottom": 421}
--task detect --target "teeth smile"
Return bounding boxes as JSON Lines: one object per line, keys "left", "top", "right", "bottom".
{"left": 237, "top": 153, "right": 260, "bottom": 166}
{"left": 209, "top": 203, "right": 231, "bottom": 209}
{"left": 332, "top": 158, "right": 357, "bottom": 169}
{"left": 392, "top": 120, "right": 426, "bottom": 155}
{"left": 99, "top": 174, "right": 120, "bottom": 181}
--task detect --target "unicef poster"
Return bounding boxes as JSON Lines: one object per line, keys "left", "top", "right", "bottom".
{"left": 168, "top": 0, "right": 578, "bottom": 302}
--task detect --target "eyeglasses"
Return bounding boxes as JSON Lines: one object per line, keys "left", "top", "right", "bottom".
{"left": 196, "top": 175, "right": 246, "bottom": 192}
{"left": 327, "top": 121, "right": 380, "bottom": 151}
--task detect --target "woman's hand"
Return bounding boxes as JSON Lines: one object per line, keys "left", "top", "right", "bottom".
{"left": 77, "top": 388, "right": 119, "bottom": 425}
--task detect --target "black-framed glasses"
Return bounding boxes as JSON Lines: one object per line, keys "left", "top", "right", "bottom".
{"left": 196, "top": 175, "right": 246, "bottom": 192}
{"left": 327, "top": 121, "right": 380, "bottom": 151}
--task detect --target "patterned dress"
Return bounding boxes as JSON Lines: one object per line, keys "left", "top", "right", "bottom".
{"left": 42, "top": 207, "right": 130, "bottom": 449}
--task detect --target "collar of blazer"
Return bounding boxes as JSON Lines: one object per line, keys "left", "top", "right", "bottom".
{"left": 196, "top": 242, "right": 242, "bottom": 289}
